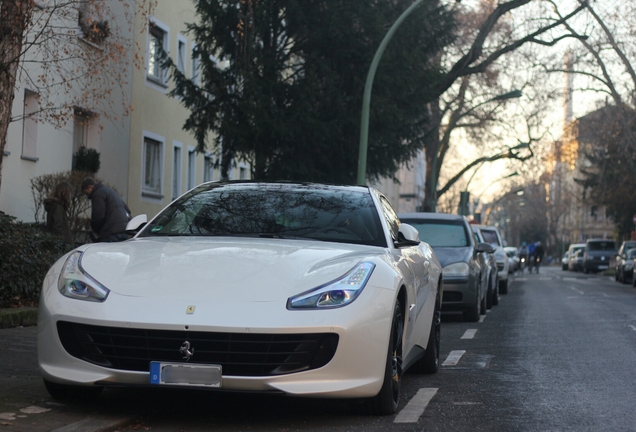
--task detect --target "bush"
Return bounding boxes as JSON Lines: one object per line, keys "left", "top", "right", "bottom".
{"left": 0, "top": 212, "right": 69, "bottom": 308}
{"left": 73, "top": 146, "right": 101, "bottom": 174}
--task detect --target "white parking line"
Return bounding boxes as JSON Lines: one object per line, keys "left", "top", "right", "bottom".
{"left": 569, "top": 286, "right": 584, "bottom": 295}
{"left": 629, "top": 325, "right": 636, "bottom": 332}
{"left": 394, "top": 388, "right": 438, "bottom": 423}
{"left": 461, "top": 329, "right": 478, "bottom": 339}
{"left": 515, "top": 278, "right": 528, "bottom": 281}
{"left": 442, "top": 350, "right": 466, "bottom": 366}
{"left": 479, "top": 315, "right": 487, "bottom": 323}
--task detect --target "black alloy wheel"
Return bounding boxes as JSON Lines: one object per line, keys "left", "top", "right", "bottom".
{"left": 368, "top": 300, "right": 403, "bottom": 415}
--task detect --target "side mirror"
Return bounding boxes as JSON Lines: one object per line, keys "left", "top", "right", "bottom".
{"left": 476, "top": 242, "right": 495, "bottom": 254}
{"left": 395, "top": 223, "right": 420, "bottom": 248}
{"left": 126, "top": 214, "right": 147, "bottom": 233}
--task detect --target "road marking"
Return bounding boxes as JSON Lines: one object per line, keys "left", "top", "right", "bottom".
{"left": 442, "top": 350, "right": 466, "bottom": 366}
{"left": 394, "top": 388, "right": 438, "bottom": 423}
{"left": 461, "top": 329, "right": 478, "bottom": 339}
{"left": 539, "top": 277, "right": 553, "bottom": 280}
{"left": 515, "top": 278, "right": 528, "bottom": 281}
{"left": 569, "top": 286, "right": 584, "bottom": 295}
{"left": 479, "top": 315, "right": 487, "bottom": 323}
{"left": 453, "top": 402, "right": 482, "bottom": 405}
{"left": 629, "top": 325, "right": 636, "bottom": 332}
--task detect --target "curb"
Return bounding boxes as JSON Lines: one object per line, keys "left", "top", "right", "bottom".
{"left": 0, "top": 307, "right": 38, "bottom": 329}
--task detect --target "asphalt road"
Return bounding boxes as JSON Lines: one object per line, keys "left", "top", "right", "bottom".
{"left": 2, "top": 266, "right": 636, "bottom": 431}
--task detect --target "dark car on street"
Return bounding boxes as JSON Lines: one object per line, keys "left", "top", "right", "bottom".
{"left": 583, "top": 239, "right": 616, "bottom": 274}
{"left": 616, "top": 248, "right": 636, "bottom": 284}
{"left": 399, "top": 213, "right": 495, "bottom": 322}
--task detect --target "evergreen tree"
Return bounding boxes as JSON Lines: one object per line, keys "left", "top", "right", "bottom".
{"left": 166, "top": 0, "right": 454, "bottom": 183}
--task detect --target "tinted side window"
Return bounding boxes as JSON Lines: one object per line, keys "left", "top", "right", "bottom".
{"left": 379, "top": 195, "right": 400, "bottom": 241}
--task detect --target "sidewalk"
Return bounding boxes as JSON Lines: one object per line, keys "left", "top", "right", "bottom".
{"left": 0, "top": 307, "right": 38, "bottom": 328}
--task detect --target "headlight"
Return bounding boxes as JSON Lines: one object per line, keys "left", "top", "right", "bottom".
{"left": 58, "top": 251, "right": 110, "bottom": 302}
{"left": 287, "top": 262, "right": 375, "bottom": 309}
{"left": 443, "top": 262, "right": 470, "bottom": 277}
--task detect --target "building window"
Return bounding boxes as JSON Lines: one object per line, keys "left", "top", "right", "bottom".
{"left": 177, "top": 36, "right": 186, "bottom": 74}
{"left": 187, "top": 148, "right": 196, "bottom": 190}
{"left": 143, "top": 135, "right": 164, "bottom": 199}
{"left": 21, "top": 89, "right": 39, "bottom": 161}
{"left": 172, "top": 143, "right": 182, "bottom": 200}
{"left": 204, "top": 154, "right": 215, "bottom": 182}
{"left": 147, "top": 19, "right": 169, "bottom": 86}
{"left": 191, "top": 45, "right": 201, "bottom": 85}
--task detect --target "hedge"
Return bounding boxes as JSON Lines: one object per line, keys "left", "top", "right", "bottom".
{"left": 0, "top": 212, "right": 71, "bottom": 308}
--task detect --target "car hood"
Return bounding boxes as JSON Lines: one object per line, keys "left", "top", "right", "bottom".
{"left": 430, "top": 246, "right": 471, "bottom": 267}
{"left": 78, "top": 237, "right": 385, "bottom": 302}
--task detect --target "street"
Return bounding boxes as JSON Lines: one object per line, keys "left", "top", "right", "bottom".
{"left": 2, "top": 266, "right": 636, "bottom": 431}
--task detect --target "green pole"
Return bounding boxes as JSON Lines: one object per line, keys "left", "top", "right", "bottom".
{"left": 357, "top": 0, "right": 425, "bottom": 186}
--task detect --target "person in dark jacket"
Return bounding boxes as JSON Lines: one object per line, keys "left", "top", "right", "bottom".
{"left": 44, "top": 181, "right": 74, "bottom": 246}
{"left": 81, "top": 177, "right": 131, "bottom": 242}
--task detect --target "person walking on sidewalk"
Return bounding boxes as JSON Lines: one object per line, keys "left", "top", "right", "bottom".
{"left": 81, "top": 177, "right": 131, "bottom": 242}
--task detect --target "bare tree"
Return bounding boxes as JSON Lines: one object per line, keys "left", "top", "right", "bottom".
{"left": 421, "top": 0, "right": 589, "bottom": 211}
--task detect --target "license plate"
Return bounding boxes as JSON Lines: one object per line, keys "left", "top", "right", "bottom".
{"left": 150, "top": 362, "right": 222, "bottom": 387}
{"left": 598, "top": 265, "right": 609, "bottom": 270}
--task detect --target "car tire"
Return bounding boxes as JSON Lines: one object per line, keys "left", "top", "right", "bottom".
{"left": 43, "top": 379, "right": 103, "bottom": 400}
{"left": 622, "top": 272, "right": 629, "bottom": 284}
{"left": 499, "top": 277, "right": 508, "bottom": 294}
{"left": 633, "top": 276, "right": 636, "bottom": 288}
{"left": 412, "top": 290, "right": 441, "bottom": 375}
{"left": 368, "top": 300, "right": 403, "bottom": 415}
{"left": 486, "top": 278, "right": 493, "bottom": 310}
{"left": 480, "top": 287, "right": 487, "bottom": 315}
{"left": 615, "top": 270, "right": 619, "bottom": 281}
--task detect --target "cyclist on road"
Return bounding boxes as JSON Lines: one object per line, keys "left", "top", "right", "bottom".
{"left": 518, "top": 242, "right": 529, "bottom": 272}
{"left": 534, "top": 241, "right": 545, "bottom": 273}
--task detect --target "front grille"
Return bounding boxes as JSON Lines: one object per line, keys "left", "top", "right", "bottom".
{"left": 443, "top": 291, "right": 463, "bottom": 302}
{"left": 57, "top": 321, "right": 338, "bottom": 376}
{"left": 497, "top": 263, "right": 504, "bottom": 271}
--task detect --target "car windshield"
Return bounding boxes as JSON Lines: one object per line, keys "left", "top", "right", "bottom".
{"left": 627, "top": 249, "right": 636, "bottom": 259}
{"left": 139, "top": 183, "right": 386, "bottom": 247}
{"left": 480, "top": 229, "right": 500, "bottom": 246}
{"left": 587, "top": 241, "right": 616, "bottom": 251}
{"left": 400, "top": 220, "right": 469, "bottom": 247}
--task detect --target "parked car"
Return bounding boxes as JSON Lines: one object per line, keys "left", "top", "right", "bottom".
{"left": 561, "top": 252, "right": 569, "bottom": 270}
{"left": 615, "top": 240, "right": 636, "bottom": 281}
{"left": 472, "top": 227, "right": 500, "bottom": 307}
{"left": 472, "top": 225, "right": 510, "bottom": 293}
{"left": 567, "top": 243, "right": 586, "bottom": 271}
{"left": 505, "top": 246, "right": 521, "bottom": 272}
{"left": 399, "top": 213, "right": 495, "bottom": 321}
{"left": 616, "top": 247, "right": 636, "bottom": 284}
{"left": 583, "top": 239, "right": 617, "bottom": 274}
{"left": 38, "top": 182, "right": 444, "bottom": 415}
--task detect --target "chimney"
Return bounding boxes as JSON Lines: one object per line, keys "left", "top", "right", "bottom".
{"left": 564, "top": 50, "right": 574, "bottom": 128}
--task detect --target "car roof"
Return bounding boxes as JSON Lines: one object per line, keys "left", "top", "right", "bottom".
{"left": 398, "top": 212, "right": 467, "bottom": 222}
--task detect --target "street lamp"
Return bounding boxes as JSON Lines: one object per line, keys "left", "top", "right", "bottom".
{"left": 357, "top": 0, "right": 426, "bottom": 185}
{"left": 462, "top": 171, "right": 518, "bottom": 217}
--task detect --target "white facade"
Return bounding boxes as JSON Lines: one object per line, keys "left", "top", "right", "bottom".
{"left": 0, "top": 1, "right": 135, "bottom": 222}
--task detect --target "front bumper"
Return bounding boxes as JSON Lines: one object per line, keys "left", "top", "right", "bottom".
{"left": 440, "top": 278, "right": 478, "bottom": 311}
{"left": 38, "top": 282, "right": 396, "bottom": 399}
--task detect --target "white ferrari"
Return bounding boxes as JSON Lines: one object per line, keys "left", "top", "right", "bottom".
{"left": 38, "top": 182, "right": 442, "bottom": 414}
